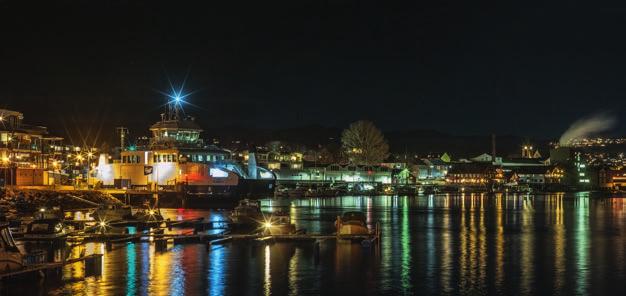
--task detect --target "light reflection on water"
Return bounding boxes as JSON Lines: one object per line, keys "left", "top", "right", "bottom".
{"left": 5, "top": 193, "right": 626, "bottom": 295}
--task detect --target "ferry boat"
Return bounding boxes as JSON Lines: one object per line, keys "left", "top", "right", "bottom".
{"left": 230, "top": 199, "right": 264, "bottom": 227}
{"left": 0, "top": 223, "right": 23, "bottom": 272}
{"left": 262, "top": 212, "right": 296, "bottom": 235}
{"left": 335, "top": 212, "right": 370, "bottom": 236}
{"left": 93, "top": 96, "right": 276, "bottom": 207}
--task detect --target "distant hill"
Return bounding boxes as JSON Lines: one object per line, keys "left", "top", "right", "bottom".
{"left": 204, "top": 125, "right": 552, "bottom": 159}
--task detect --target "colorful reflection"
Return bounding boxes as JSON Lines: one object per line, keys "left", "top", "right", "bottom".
{"left": 10, "top": 193, "right": 625, "bottom": 296}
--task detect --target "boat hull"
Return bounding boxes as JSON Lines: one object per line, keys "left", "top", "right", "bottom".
{"left": 337, "top": 224, "right": 370, "bottom": 236}
{"left": 0, "top": 253, "right": 23, "bottom": 273}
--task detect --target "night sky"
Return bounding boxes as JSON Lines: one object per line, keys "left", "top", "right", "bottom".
{"left": 1, "top": 0, "right": 625, "bottom": 146}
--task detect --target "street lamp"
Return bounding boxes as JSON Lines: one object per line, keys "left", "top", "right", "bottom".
{"left": 1, "top": 156, "right": 8, "bottom": 187}
{"left": 87, "top": 151, "right": 93, "bottom": 189}
{"left": 52, "top": 160, "right": 60, "bottom": 189}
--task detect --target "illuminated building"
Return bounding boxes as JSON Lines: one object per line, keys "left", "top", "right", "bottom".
{"left": 272, "top": 164, "right": 394, "bottom": 184}
{"left": 549, "top": 147, "right": 592, "bottom": 187}
{"left": 598, "top": 167, "right": 626, "bottom": 190}
{"left": 414, "top": 158, "right": 450, "bottom": 180}
{"left": 508, "top": 166, "right": 564, "bottom": 185}
{"left": 445, "top": 163, "right": 495, "bottom": 185}
{"left": 242, "top": 149, "right": 303, "bottom": 170}
{"left": 0, "top": 109, "right": 64, "bottom": 186}
{"left": 521, "top": 143, "right": 541, "bottom": 159}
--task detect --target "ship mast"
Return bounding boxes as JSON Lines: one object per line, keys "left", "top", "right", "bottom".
{"left": 165, "top": 97, "right": 182, "bottom": 121}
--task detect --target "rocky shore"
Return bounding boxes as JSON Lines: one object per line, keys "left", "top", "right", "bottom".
{"left": 0, "top": 188, "right": 122, "bottom": 214}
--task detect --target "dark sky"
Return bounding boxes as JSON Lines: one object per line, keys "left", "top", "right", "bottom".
{"left": 1, "top": 0, "right": 625, "bottom": 146}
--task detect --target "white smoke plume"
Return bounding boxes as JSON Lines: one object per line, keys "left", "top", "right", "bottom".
{"left": 559, "top": 113, "right": 616, "bottom": 146}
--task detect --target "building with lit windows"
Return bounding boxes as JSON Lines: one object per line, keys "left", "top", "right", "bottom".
{"left": 241, "top": 149, "right": 303, "bottom": 170}
{"left": 0, "top": 109, "right": 64, "bottom": 186}
{"left": 549, "top": 147, "right": 592, "bottom": 188}
{"left": 272, "top": 164, "right": 394, "bottom": 184}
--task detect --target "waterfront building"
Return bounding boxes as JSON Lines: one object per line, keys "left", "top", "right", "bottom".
{"left": 598, "top": 167, "right": 626, "bottom": 190}
{"left": 272, "top": 164, "right": 395, "bottom": 184}
{"left": 445, "top": 163, "right": 496, "bottom": 185}
{"left": 508, "top": 166, "right": 564, "bottom": 185}
{"left": 549, "top": 147, "right": 592, "bottom": 187}
{"left": 413, "top": 158, "right": 450, "bottom": 180}
{"left": 0, "top": 109, "right": 64, "bottom": 186}
{"left": 242, "top": 149, "right": 303, "bottom": 170}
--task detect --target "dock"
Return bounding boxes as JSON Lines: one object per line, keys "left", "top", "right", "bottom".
{"left": 0, "top": 254, "right": 103, "bottom": 281}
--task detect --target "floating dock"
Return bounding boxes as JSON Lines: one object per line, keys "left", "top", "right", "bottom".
{"left": 0, "top": 254, "right": 103, "bottom": 281}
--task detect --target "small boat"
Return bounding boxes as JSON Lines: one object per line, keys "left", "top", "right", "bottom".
{"left": 133, "top": 208, "right": 165, "bottom": 225}
{"left": 287, "top": 187, "right": 305, "bottom": 198}
{"left": 230, "top": 199, "right": 263, "bottom": 226}
{"left": 92, "top": 202, "right": 133, "bottom": 222}
{"left": 0, "top": 223, "right": 24, "bottom": 272}
{"left": 273, "top": 185, "right": 289, "bottom": 198}
{"left": 262, "top": 212, "right": 296, "bottom": 235}
{"left": 335, "top": 212, "right": 370, "bottom": 236}
{"left": 23, "top": 218, "right": 67, "bottom": 241}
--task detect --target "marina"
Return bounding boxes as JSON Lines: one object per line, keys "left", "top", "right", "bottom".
{"left": 2, "top": 1, "right": 626, "bottom": 294}
{"left": 0, "top": 193, "right": 624, "bottom": 295}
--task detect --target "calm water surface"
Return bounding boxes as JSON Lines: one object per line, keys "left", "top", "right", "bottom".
{"left": 8, "top": 193, "right": 626, "bottom": 295}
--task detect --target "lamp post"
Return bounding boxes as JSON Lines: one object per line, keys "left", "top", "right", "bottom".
{"left": 2, "top": 157, "right": 8, "bottom": 187}
{"left": 52, "top": 160, "right": 59, "bottom": 189}
{"left": 75, "top": 153, "right": 84, "bottom": 188}
{"left": 87, "top": 151, "right": 93, "bottom": 189}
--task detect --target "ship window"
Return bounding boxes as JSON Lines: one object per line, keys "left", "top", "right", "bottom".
{"left": 198, "top": 155, "right": 204, "bottom": 161}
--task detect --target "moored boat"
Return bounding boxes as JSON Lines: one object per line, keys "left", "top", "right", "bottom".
{"left": 230, "top": 199, "right": 263, "bottom": 226}
{"left": 0, "top": 223, "right": 23, "bottom": 272}
{"left": 262, "top": 212, "right": 297, "bottom": 235}
{"left": 23, "top": 218, "right": 67, "bottom": 241}
{"left": 92, "top": 202, "right": 133, "bottom": 222}
{"left": 335, "top": 212, "right": 370, "bottom": 236}
{"left": 133, "top": 208, "right": 165, "bottom": 225}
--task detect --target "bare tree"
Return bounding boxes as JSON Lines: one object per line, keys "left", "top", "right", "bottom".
{"left": 341, "top": 120, "right": 389, "bottom": 165}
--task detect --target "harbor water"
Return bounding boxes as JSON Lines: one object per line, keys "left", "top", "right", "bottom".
{"left": 5, "top": 193, "right": 626, "bottom": 295}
